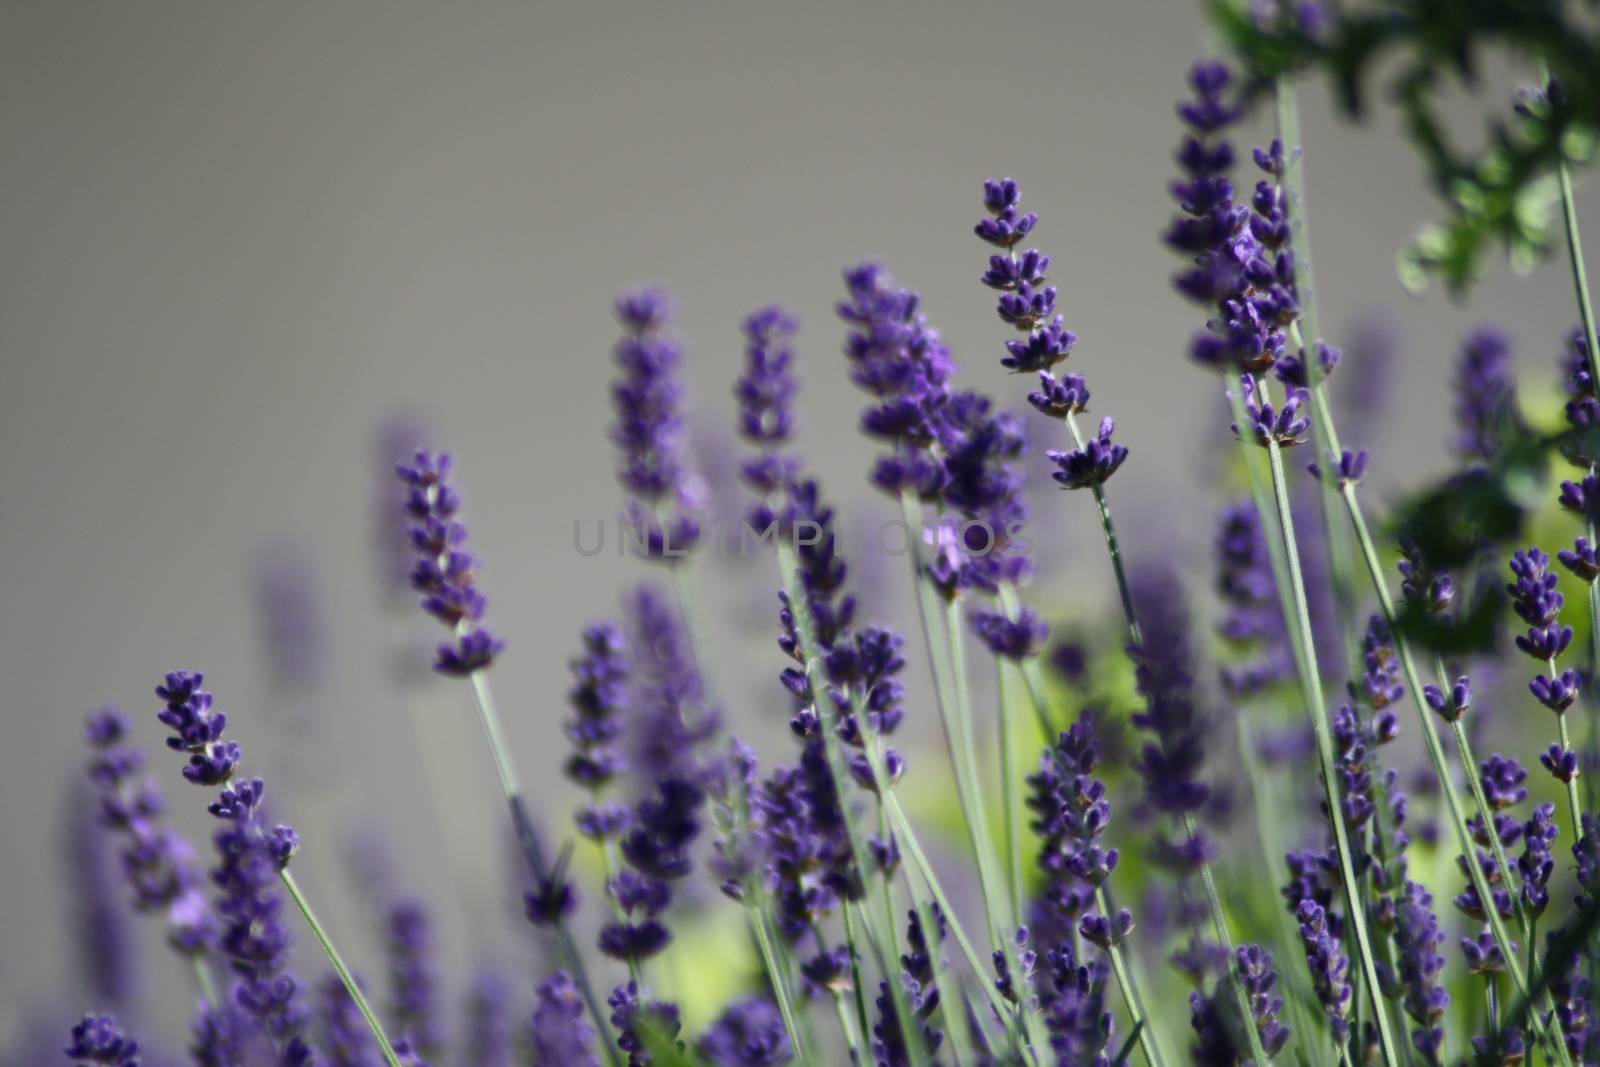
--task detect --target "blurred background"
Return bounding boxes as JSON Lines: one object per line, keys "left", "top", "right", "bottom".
{"left": 3, "top": 0, "right": 1597, "bottom": 1052}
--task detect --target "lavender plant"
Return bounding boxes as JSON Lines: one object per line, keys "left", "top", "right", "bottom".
{"left": 40, "top": 8, "right": 1600, "bottom": 1067}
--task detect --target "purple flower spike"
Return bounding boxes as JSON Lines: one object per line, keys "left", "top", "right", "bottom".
{"left": 1381, "top": 881, "right": 1450, "bottom": 1063}
{"left": 65, "top": 1015, "right": 140, "bottom": 1067}
{"left": 1237, "top": 944, "right": 1291, "bottom": 1056}
{"left": 975, "top": 177, "right": 1039, "bottom": 250}
{"left": 1561, "top": 473, "right": 1600, "bottom": 527}
{"left": 1454, "top": 325, "right": 1521, "bottom": 465}
{"left": 698, "top": 997, "right": 793, "bottom": 1067}
{"left": 1559, "top": 537, "right": 1600, "bottom": 582}
{"left": 565, "top": 622, "right": 631, "bottom": 839}
{"left": 1541, "top": 743, "right": 1580, "bottom": 783}
{"left": 1079, "top": 909, "right": 1135, "bottom": 949}
{"left": 1479, "top": 754, "right": 1529, "bottom": 811}
{"left": 83, "top": 709, "right": 214, "bottom": 955}
{"left": 1233, "top": 378, "right": 1311, "bottom": 448}
{"left": 533, "top": 972, "right": 601, "bottom": 1067}
{"left": 396, "top": 451, "right": 506, "bottom": 676}
{"left": 387, "top": 900, "right": 445, "bottom": 1058}
{"left": 1422, "top": 675, "right": 1472, "bottom": 723}
{"left": 968, "top": 605, "right": 1048, "bottom": 660}
{"left": 1508, "top": 546, "right": 1574, "bottom": 663}
{"left": 1310, "top": 447, "right": 1369, "bottom": 486}
{"left": 1295, "top": 900, "right": 1352, "bottom": 1043}
{"left": 1530, "top": 669, "right": 1583, "bottom": 714}
{"left": 1276, "top": 341, "right": 1341, "bottom": 387}
{"left": 1519, "top": 802, "right": 1558, "bottom": 916}
{"left": 1047, "top": 416, "right": 1128, "bottom": 490}
{"left": 610, "top": 981, "right": 681, "bottom": 1067}
{"left": 155, "top": 671, "right": 313, "bottom": 1066}
{"left": 612, "top": 286, "right": 704, "bottom": 561}
{"left": 1027, "top": 371, "right": 1090, "bottom": 418}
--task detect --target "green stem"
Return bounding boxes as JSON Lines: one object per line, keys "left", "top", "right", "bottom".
{"left": 749, "top": 908, "right": 808, "bottom": 1062}
{"left": 839, "top": 906, "right": 874, "bottom": 1053}
{"left": 998, "top": 582, "right": 1058, "bottom": 743}
{"left": 1095, "top": 886, "right": 1166, "bottom": 1067}
{"left": 191, "top": 957, "right": 218, "bottom": 1009}
{"left": 1559, "top": 712, "right": 1585, "bottom": 833}
{"left": 465, "top": 671, "right": 621, "bottom": 1067}
{"left": 280, "top": 868, "right": 405, "bottom": 1067}
{"left": 944, "top": 596, "right": 1009, "bottom": 946}
{"left": 997, "top": 660, "right": 1024, "bottom": 926}
{"left": 1187, "top": 811, "right": 1273, "bottom": 1067}
{"left": 1061, "top": 413, "right": 1143, "bottom": 646}
{"left": 1259, "top": 401, "right": 1398, "bottom": 1067}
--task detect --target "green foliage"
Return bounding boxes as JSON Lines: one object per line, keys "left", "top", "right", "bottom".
{"left": 1211, "top": 0, "right": 1600, "bottom": 294}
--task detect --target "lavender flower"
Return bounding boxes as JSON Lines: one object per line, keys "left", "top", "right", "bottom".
{"left": 395, "top": 451, "right": 505, "bottom": 676}
{"left": 1128, "top": 568, "right": 1212, "bottom": 857}
{"left": 1038, "top": 940, "right": 1114, "bottom": 1062}
{"left": 1508, "top": 546, "right": 1575, "bottom": 664}
{"left": 83, "top": 709, "right": 212, "bottom": 956}
{"left": 837, "top": 262, "right": 954, "bottom": 499}
{"left": 533, "top": 971, "right": 600, "bottom": 1067}
{"left": 1518, "top": 801, "right": 1558, "bottom": 916}
{"left": 386, "top": 900, "right": 443, "bottom": 1058}
{"left": 1236, "top": 944, "right": 1291, "bottom": 1056}
{"left": 1558, "top": 536, "right": 1600, "bottom": 582}
{"left": 612, "top": 287, "right": 703, "bottom": 560}
{"left": 1213, "top": 500, "right": 1292, "bottom": 697}
{"left": 1378, "top": 881, "right": 1449, "bottom": 1064}
{"left": 317, "top": 974, "right": 380, "bottom": 1067}
{"left": 1294, "top": 899, "right": 1352, "bottom": 1044}
{"left": 608, "top": 981, "right": 680, "bottom": 1067}
{"left": 1454, "top": 326, "right": 1521, "bottom": 465}
{"left": 252, "top": 541, "right": 326, "bottom": 694}
{"left": 463, "top": 971, "right": 512, "bottom": 1067}
{"left": 565, "top": 622, "right": 631, "bottom": 841}
{"left": 1559, "top": 325, "right": 1599, "bottom": 467}
{"left": 155, "top": 671, "right": 312, "bottom": 1066}
{"left": 968, "top": 605, "right": 1047, "bottom": 660}
{"left": 1232, "top": 378, "right": 1309, "bottom": 448}
{"left": 626, "top": 584, "right": 719, "bottom": 790}
{"left": 697, "top": 997, "right": 793, "bottom": 1066}
{"left": 734, "top": 306, "right": 801, "bottom": 521}
{"left": 1047, "top": 416, "right": 1128, "bottom": 490}
{"left": 66, "top": 782, "right": 133, "bottom": 1004}
{"left": 65, "top": 1016, "right": 139, "bottom": 1067}
{"left": 600, "top": 779, "right": 705, "bottom": 964}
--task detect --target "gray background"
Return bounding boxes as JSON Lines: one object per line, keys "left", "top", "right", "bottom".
{"left": 1, "top": 0, "right": 1594, "bottom": 1043}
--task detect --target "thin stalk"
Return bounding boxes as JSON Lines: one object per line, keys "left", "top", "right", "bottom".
{"left": 839, "top": 906, "right": 874, "bottom": 1051}
{"left": 880, "top": 788, "right": 1016, "bottom": 1023}
{"left": 1186, "top": 811, "right": 1273, "bottom": 1067}
{"left": 896, "top": 489, "right": 1041, "bottom": 1058}
{"left": 1340, "top": 489, "right": 1573, "bottom": 1066}
{"left": 944, "top": 596, "right": 1010, "bottom": 948}
{"left": 1560, "top": 713, "right": 1585, "bottom": 832}
{"left": 190, "top": 957, "right": 218, "bottom": 1009}
{"left": 465, "top": 670, "right": 622, "bottom": 1067}
{"left": 1273, "top": 67, "right": 1363, "bottom": 684}
{"left": 749, "top": 908, "right": 808, "bottom": 1062}
{"left": 1258, "top": 400, "right": 1399, "bottom": 1067}
{"left": 1094, "top": 886, "right": 1166, "bottom": 1067}
{"left": 996, "top": 660, "right": 1024, "bottom": 926}
{"left": 998, "top": 582, "right": 1057, "bottom": 742}
{"left": 280, "top": 868, "right": 405, "bottom": 1067}
{"left": 1061, "top": 413, "right": 1142, "bottom": 646}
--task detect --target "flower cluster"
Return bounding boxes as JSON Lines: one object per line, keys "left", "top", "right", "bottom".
{"left": 83, "top": 709, "right": 213, "bottom": 955}
{"left": 395, "top": 451, "right": 505, "bottom": 676}
{"left": 612, "top": 287, "right": 703, "bottom": 560}
{"left": 566, "top": 621, "right": 632, "bottom": 841}
{"left": 156, "top": 670, "right": 313, "bottom": 1067}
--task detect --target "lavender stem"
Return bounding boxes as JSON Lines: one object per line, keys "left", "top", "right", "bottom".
{"left": 996, "top": 661, "right": 1023, "bottom": 925}
{"left": 1257, "top": 385, "right": 1399, "bottom": 1066}
{"left": 747, "top": 907, "right": 808, "bottom": 1062}
{"left": 1094, "top": 884, "right": 1167, "bottom": 1067}
{"left": 278, "top": 868, "right": 404, "bottom": 1067}
{"left": 998, "top": 582, "right": 1058, "bottom": 741}
{"left": 1061, "top": 413, "right": 1142, "bottom": 646}
{"left": 464, "top": 669, "right": 622, "bottom": 1067}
